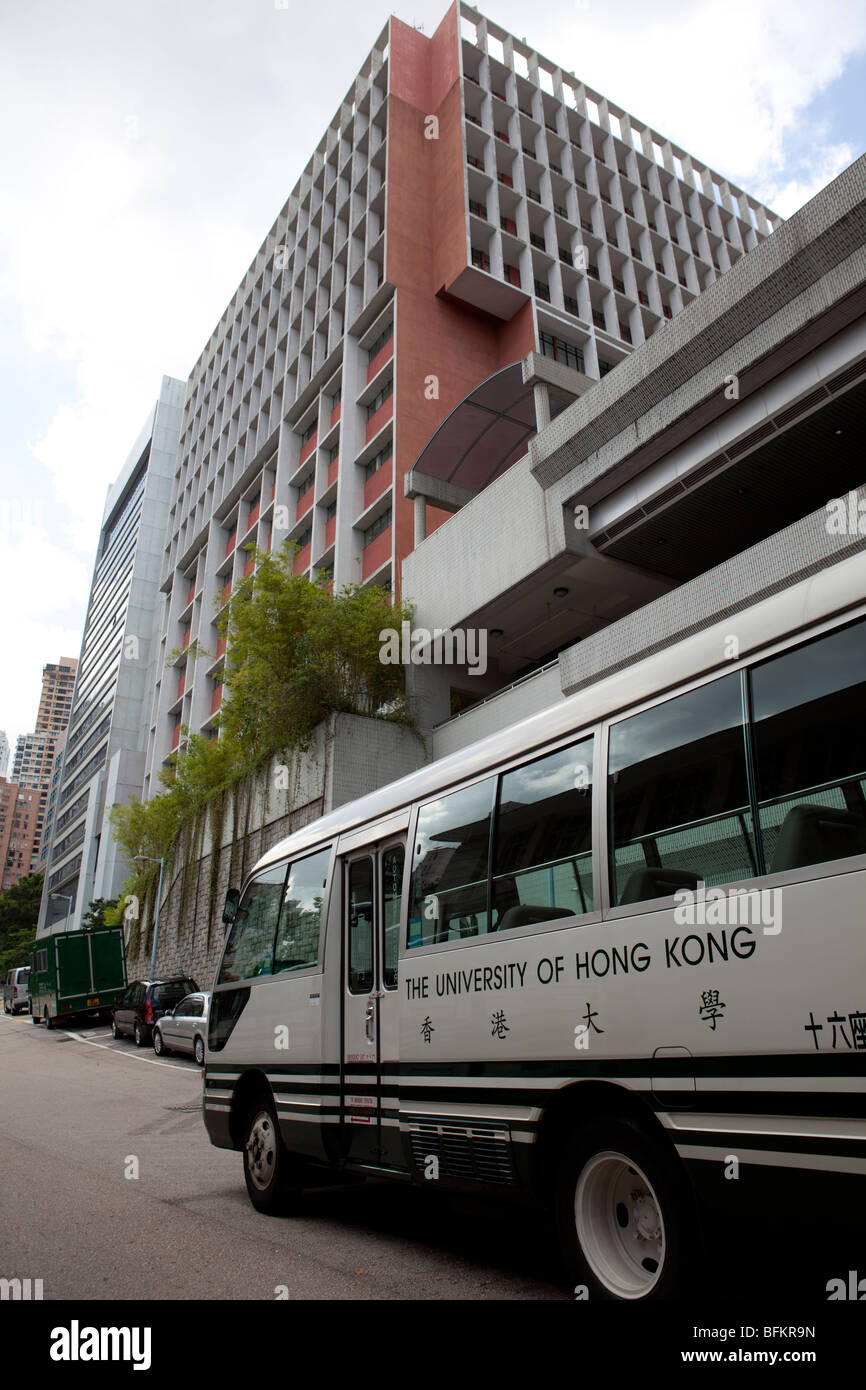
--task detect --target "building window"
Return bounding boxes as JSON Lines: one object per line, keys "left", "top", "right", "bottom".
{"left": 362, "top": 507, "right": 392, "bottom": 549}
{"left": 300, "top": 420, "right": 317, "bottom": 445}
{"left": 540, "top": 332, "right": 585, "bottom": 373}
{"left": 297, "top": 471, "right": 315, "bottom": 498}
{"left": 598, "top": 359, "right": 613, "bottom": 376}
{"left": 324, "top": 500, "right": 337, "bottom": 523}
{"left": 366, "top": 381, "right": 393, "bottom": 420}
{"left": 365, "top": 441, "right": 393, "bottom": 480}
{"left": 367, "top": 325, "right": 393, "bottom": 362}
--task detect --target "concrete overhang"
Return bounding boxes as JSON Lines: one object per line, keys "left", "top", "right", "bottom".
{"left": 402, "top": 155, "right": 866, "bottom": 676}
{"left": 529, "top": 153, "right": 866, "bottom": 508}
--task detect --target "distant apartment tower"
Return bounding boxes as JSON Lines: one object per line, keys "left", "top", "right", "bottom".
{"left": 37, "top": 378, "right": 184, "bottom": 934}
{"left": 0, "top": 731, "right": 9, "bottom": 779}
{"left": 13, "top": 656, "right": 77, "bottom": 861}
{"left": 0, "top": 777, "right": 40, "bottom": 891}
{"left": 142, "top": 1, "right": 779, "bottom": 790}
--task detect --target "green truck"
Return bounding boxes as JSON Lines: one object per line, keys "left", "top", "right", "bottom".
{"left": 29, "top": 927, "right": 127, "bottom": 1028}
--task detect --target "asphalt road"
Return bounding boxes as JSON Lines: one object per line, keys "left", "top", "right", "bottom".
{"left": 0, "top": 1011, "right": 562, "bottom": 1301}
{"left": 0, "top": 1010, "right": 860, "bottom": 1304}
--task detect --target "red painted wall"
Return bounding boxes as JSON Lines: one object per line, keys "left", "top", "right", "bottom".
{"left": 386, "top": 5, "right": 535, "bottom": 593}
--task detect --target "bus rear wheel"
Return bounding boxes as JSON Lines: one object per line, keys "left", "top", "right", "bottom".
{"left": 242, "top": 1093, "right": 304, "bottom": 1216}
{"left": 555, "top": 1116, "right": 695, "bottom": 1301}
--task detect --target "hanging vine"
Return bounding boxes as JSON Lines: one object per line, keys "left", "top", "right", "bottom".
{"left": 109, "top": 546, "right": 416, "bottom": 957}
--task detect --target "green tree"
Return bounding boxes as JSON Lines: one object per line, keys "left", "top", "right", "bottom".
{"left": 108, "top": 556, "right": 415, "bottom": 940}
{"left": 0, "top": 873, "right": 44, "bottom": 977}
{"left": 81, "top": 898, "right": 118, "bottom": 929}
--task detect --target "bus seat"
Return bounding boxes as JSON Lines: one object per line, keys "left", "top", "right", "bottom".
{"left": 619, "top": 867, "right": 699, "bottom": 905}
{"left": 495, "top": 904, "right": 575, "bottom": 932}
{"left": 770, "top": 804, "right": 866, "bottom": 873}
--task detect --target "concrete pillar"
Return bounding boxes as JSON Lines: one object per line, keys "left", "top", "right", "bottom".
{"left": 414, "top": 494, "right": 427, "bottom": 546}
{"left": 534, "top": 382, "right": 551, "bottom": 430}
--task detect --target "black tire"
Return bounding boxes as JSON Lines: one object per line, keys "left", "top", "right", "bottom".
{"left": 31, "top": 1011, "right": 40, "bottom": 1025}
{"left": 194, "top": 1035, "right": 205, "bottom": 1066}
{"left": 153, "top": 1028, "right": 166, "bottom": 1056}
{"left": 555, "top": 1115, "right": 697, "bottom": 1301}
{"left": 44, "top": 1009, "right": 53, "bottom": 1030}
{"left": 242, "top": 1092, "right": 304, "bottom": 1216}
{"left": 134, "top": 1021, "right": 146, "bottom": 1047}
{"left": 112, "top": 1016, "right": 122, "bottom": 1040}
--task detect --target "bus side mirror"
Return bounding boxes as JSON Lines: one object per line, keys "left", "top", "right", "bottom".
{"left": 222, "top": 889, "right": 240, "bottom": 925}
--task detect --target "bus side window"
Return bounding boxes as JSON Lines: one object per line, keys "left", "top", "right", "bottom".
{"left": 492, "top": 737, "right": 594, "bottom": 930}
{"left": 751, "top": 618, "right": 866, "bottom": 873}
{"left": 217, "top": 864, "right": 287, "bottom": 984}
{"left": 408, "top": 778, "right": 496, "bottom": 945}
{"left": 382, "top": 845, "right": 404, "bottom": 988}
{"left": 608, "top": 673, "right": 756, "bottom": 906}
{"left": 273, "top": 846, "right": 330, "bottom": 974}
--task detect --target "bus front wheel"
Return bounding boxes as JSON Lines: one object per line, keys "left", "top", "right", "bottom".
{"left": 242, "top": 1093, "right": 304, "bottom": 1217}
{"left": 555, "top": 1116, "right": 695, "bottom": 1301}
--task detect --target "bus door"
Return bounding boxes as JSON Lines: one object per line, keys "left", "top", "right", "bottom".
{"left": 341, "top": 841, "right": 405, "bottom": 1166}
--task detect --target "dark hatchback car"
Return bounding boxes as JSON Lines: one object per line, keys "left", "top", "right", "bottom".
{"left": 111, "top": 976, "right": 199, "bottom": 1046}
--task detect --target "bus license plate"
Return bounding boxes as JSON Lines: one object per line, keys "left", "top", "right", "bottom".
{"left": 87, "top": 998, "right": 99, "bottom": 1006}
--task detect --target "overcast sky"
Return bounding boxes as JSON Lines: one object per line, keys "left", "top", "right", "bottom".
{"left": 1, "top": 0, "right": 865, "bottom": 753}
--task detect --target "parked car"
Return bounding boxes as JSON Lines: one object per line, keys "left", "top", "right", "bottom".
{"left": 3, "top": 966, "right": 30, "bottom": 1015}
{"left": 153, "top": 992, "right": 210, "bottom": 1064}
{"left": 111, "top": 976, "right": 199, "bottom": 1046}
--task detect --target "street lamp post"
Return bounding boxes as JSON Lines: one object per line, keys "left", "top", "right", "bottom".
{"left": 49, "top": 892, "right": 73, "bottom": 932}
{"left": 134, "top": 856, "right": 165, "bottom": 978}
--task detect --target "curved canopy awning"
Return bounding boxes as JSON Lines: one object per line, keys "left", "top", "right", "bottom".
{"left": 411, "top": 361, "right": 567, "bottom": 496}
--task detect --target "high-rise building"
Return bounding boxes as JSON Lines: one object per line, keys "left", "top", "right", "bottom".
{"left": 0, "top": 731, "right": 9, "bottom": 779}
{"left": 12, "top": 656, "right": 78, "bottom": 863}
{"left": 142, "top": 1, "right": 780, "bottom": 793}
{"left": 0, "top": 777, "right": 40, "bottom": 892}
{"left": 37, "top": 377, "right": 184, "bottom": 934}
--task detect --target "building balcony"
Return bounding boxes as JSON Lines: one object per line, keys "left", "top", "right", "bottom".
{"left": 171, "top": 725, "right": 181, "bottom": 751}
{"left": 366, "top": 339, "right": 393, "bottom": 382}
{"left": 299, "top": 431, "right": 318, "bottom": 465}
{"left": 293, "top": 541, "right": 312, "bottom": 575}
{"left": 327, "top": 455, "right": 339, "bottom": 487}
{"left": 324, "top": 515, "right": 336, "bottom": 549}
{"left": 361, "top": 526, "right": 391, "bottom": 580}
{"left": 211, "top": 685, "right": 223, "bottom": 715}
{"left": 330, "top": 401, "right": 341, "bottom": 429}
{"left": 364, "top": 462, "right": 392, "bottom": 510}
{"left": 365, "top": 397, "right": 393, "bottom": 443}
{"left": 296, "top": 488, "right": 314, "bottom": 520}
{"left": 243, "top": 556, "right": 255, "bottom": 578}
{"left": 224, "top": 531, "right": 237, "bottom": 558}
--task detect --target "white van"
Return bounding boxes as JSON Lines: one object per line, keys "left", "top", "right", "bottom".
{"left": 3, "top": 966, "right": 31, "bottom": 1015}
